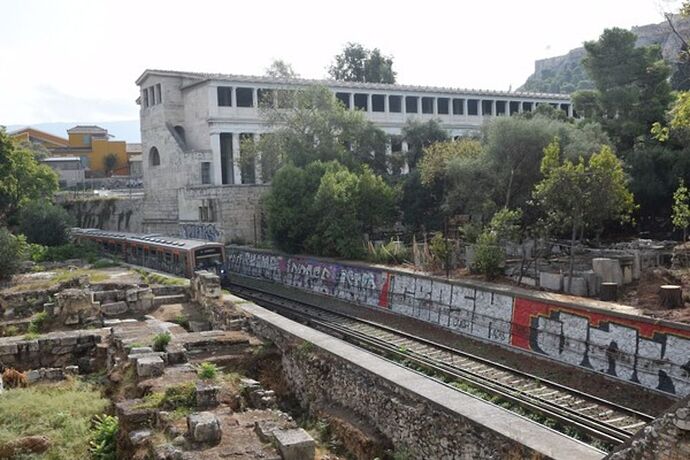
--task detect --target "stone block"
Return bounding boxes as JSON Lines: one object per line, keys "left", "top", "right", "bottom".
{"left": 64, "top": 314, "right": 80, "bottom": 326}
{"left": 539, "top": 272, "right": 562, "bottom": 291}
{"left": 592, "top": 258, "right": 623, "bottom": 286}
{"left": 254, "top": 420, "right": 281, "bottom": 442}
{"left": 129, "top": 429, "right": 152, "bottom": 446}
{"left": 195, "top": 381, "right": 220, "bottom": 409}
{"left": 581, "top": 270, "right": 599, "bottom": 296}
{"left": 136, "top": 355, "right": 165, "bottom": 378}
{"left": 563, "top": 276, "right": 587, "bottom": 296}
{"left": 189, "top": 321, "right": 210, "bottom": 332}
{"left": 102, "top": 301, "right": 128, "bottom": 317}
{"left": 130, "top": 346, "right": 154, "bottom": 355}
{"left": 273, "top": 428, "right": 316, "bottom": 460}
{"left": 187, "top": 412, "right": 221, "bottom": 444}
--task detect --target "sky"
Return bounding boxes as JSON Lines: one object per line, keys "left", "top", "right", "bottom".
{"left": 0, "top": 0, "right": 684, "bottom": 128}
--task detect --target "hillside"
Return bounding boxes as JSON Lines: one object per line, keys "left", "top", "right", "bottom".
{"left": 519, "top": 15, "right": 690, "bottom": 94}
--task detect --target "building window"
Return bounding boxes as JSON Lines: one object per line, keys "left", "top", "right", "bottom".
{"left": 354, "top": 94, "right": 368, "bottom": 111}
{"left": 437, "top": 98, "right": 450, "bottom": 115}
{"left": 174, "top": 125, "right": 186, "bottom": 144}
{"left": 142, "top": 88, "right": 149, "bottom": 108}
{"left": 468, "top": 99, "right": 479, "bottom": 115}
{"left": 236, "top": 87, "right": 254, "bottom": 107}
{"left": 217, "top": 86, "right": 232, "bottom": 106}
{"left": 82, "top": 134, "right": 91, "bottom": 145}
{"left": 156, "top": 84, "right": 162, "bottom": 104}
{"left": 199, "top": 199, "right": 216, "bottom": 222}
{"left": 421, "top": 97, "right": 434, "bottom": 114}
{"left": 201, "top": 162, "right": 211, "bottom": 184}
{"left": 372, "top": 94, "right": 385, "bottom": 112}
{"left": 148, "top": 86, "right": 155, "bottom": 107}
{"left": 389, "top": 95, "right": 402, "bottom": 113}
{"left": 149, "top": 147, "right": 160, "bottom": 166}
{"left": 335, "top": 92, "right": 350, "bottom": 109}
{"left": 452, "top": 98, "right": 464, "bottom": 115}
{"left": 405, "top": 96, "right": 418, "bottom": 113}
{"left": 257, "top": 88, "right": 274, "bottom": 107}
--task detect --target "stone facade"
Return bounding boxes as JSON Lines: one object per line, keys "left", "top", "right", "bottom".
{"left": 136, "top": 69, "right": 571, "bottom": 243}
{"left": 59, "top": 195, "right": 144, "bottom": 233}
{"left": 0, "top": 330, "right": 103, "bottom": 371}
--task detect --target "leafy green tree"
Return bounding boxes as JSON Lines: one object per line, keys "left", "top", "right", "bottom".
{"left": 0, "top": 227, "right": 24, "bottom": 279}
{"left": 245, "top": 86, "right": 391, "bottom": 179}
{"left": 18, "top": 200, "right": 75, "bottom": 246}
{"left": 0, "top": 128, "right": 59, "bottom": 223}
{"left": 401, "top": 119, "right": 448, "bottom": 169}
{"left": 328, "top": 42, "right": 396, "bottom": 83}
{"left": 534, "top": 138, "right": 634, "bottom": 291}
{"left": 265, "top": 59, "right": 298, "bottom": 79}
{"left": 574, "top": 28, "right": 673, "bottom": 151}
{"left": 673, "top": 180, "right": 690, "bottom": 241}
{"left": 418, "top": 138, "right": 482, "bottom": 186}
{"left": 104, "top": 153, "right": 118, "bottom": 177}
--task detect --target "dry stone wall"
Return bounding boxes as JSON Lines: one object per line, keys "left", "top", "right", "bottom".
{"left": 227, "top": 247, "right": 690, "bottom": 397}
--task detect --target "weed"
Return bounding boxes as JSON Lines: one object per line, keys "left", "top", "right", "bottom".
{"left": 27, "top": 311, "right": 49, "bottom": 334}
{"left": 172, "top": 314, "right": 190, "bottom": 329}
{"left": 151, "top": 332, "right": 171, "bottom": 352}
{"left": 2, "top": 325, "right": 19, "bottom": 337}
{"left": 23, "top": 332, "right": 40, "bottom": 340}
{"left": 197, "top": 362, "right": 218, "bottom": 380}
{"left": 89, "top": 414, "right": 118, "bottom": 460}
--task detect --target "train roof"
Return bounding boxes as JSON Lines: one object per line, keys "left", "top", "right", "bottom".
{"left": 71, "top": 228, "right": 223, "bottom": 250}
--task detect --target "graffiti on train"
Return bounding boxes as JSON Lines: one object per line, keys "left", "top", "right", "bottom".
{"left": 180, "top": 223, "right": 221, "bottom": 242}
{"left": 227, "top": 248, "right": 690, "bottom": 396}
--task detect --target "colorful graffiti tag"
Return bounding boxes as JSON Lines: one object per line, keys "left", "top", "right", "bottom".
{"left": 227, "top": 248, "right": 690, "bottom": 396}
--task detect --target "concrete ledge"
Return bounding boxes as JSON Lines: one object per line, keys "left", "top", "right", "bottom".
{"left": 238, "top": 300, "right": 604, "bottom": 460}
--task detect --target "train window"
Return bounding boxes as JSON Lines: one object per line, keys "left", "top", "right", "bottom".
{"left": 164, "top": 252, "right": 172, "bottom": 263}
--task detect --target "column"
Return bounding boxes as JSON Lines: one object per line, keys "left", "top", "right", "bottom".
{"left": 402, "top": 96, "right": 407, "bottom": 115}
{"left": 253, "top": 133, "right": 262, "bottom": 184}
{"left": 567, "top": 104, "right": 574, "bottom": 118}
{"left": 367, "top": 94, "right": 372, "bottom": 113}
{"left": 477, "top": 99, "right": 483, "bottom": 117}
{"left": 384, "top": 95, "right": 390, "bottom": 113}
{"left": 401, "top": 140, "right": 410, "bottom": 174}
{"left": 518, "top": 101, "right": 523, "bottom": 114}
{"left": 417, "top": 96, "right": 421, "bottom": 114}
{"left": 232, "top": 133, "right": 242, "bottom": 185}
{"left": 252, "top": 88, "right": 258, "bottom": 108}
{"left": 210, "top": 133, "right": 222, "bottom": 185}
{"left": 433, "top": 97, "right": 438, "bottom": 115}
{"left": 491, "top": 100, "right": 496, "bottom": 117}
{"left": 463, "top": 99, "right": 468, "bottom": 118}
{"left": 231, "top": 88, "right": 237, "bottom": 107}
{"left": 349, "top": 93, "right": 354, "bottom": 111}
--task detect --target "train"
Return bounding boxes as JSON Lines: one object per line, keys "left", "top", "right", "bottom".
{"left": 71, "top": 228, "right": 226, "bottom": 278}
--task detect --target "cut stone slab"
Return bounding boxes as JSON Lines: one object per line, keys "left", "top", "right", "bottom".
{"left": 539, "top": 272, "right": 562, "bottom": 292}
{"left": 273, "top": 428, "right": 316, "bottom": 460}
{"left": 136, "top": 355, "right": 165, "bottom": 378}
{"left": 592, "top": 258, "right": 623, "bottom": 286}
{"left": 563, "top": 276, "right": 587, "bottom": 296}
{"left": 187, "top": 411, "right": 222, "bottom": 444}
{"left": 195, "top": 381, "right": 220, "bottom": 409}
{"left": 102, "top": 301, "right": 128, "bottom": 316}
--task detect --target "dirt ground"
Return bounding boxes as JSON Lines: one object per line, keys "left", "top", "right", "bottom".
{"left": 619, "top": 268, "right": 690, "bottom": 323}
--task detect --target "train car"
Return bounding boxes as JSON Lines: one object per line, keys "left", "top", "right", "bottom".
{"left": 71, "top": 228, "right": 225, "bottom": 278}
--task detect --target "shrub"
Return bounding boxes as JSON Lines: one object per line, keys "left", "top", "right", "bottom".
{"left": 27, "top": 311, "right": 48, "bottom": 334}
{"left": 472, "top": 232, "right": 504, "bottom": 279}
{"left": 38, "top": 241, "right": 100, "bottom": 263}
{"left": 92, "top": 258, "right": 118, "bottom": 269}
{"left": 197, "top": 362, "right": 218, "bottom": 380}
{"left": 18, "top": 200, "right": 75, "bottom": 246}
{"left": 0, "top": 227, "right": 24, "bottom": 280}
{"left": 366, "top": 240, "right": 410, "bottom": 265}
{"left": 152, "top": 332, "right": 172, "bottom": 352}
{"left": 172, "top": 315, "right": 190, "bottom": 329}
{"left": 429, "top": 233, "right": 453, "bottom": 270}
{"left": 89, "top": 414, "right": 118, "bottom": 460}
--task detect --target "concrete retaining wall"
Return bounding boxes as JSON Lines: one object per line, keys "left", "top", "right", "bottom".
{"left": 226, "top": 247, "right": 690, "bottom": 397}
{"left": 59, "top": 195, "right": 144, "bottom": 233}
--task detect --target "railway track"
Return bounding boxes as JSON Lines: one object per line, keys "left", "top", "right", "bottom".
{"left": 230, "top": 283, "right": 655, "bottom": 450}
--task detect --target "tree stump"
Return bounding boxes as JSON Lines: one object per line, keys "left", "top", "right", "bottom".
{"left": 660, "top": 285, "right": 683, "bottom": 309}
{"left": 600, "top": 282, "right": 618, "bottom": 301}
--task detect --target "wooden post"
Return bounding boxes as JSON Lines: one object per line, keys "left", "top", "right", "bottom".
{"left": 600, "top": 282, "right": 618, "bottom": 301}
{"left": 660, "top": 285, "right": 683, "bottom": 309}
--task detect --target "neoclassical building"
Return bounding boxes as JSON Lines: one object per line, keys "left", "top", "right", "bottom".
{"left": 136, "top": 69, "right": 571, "bottom": 243}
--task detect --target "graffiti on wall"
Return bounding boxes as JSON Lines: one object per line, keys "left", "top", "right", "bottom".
{"left": 180, "top": 223, "right": 221, "bottom": 242}
{"left": 227, "top": 248, "right": 690, "bottom": 396}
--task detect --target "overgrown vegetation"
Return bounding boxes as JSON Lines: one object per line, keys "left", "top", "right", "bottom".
{"left": 137, "top": 382, "right": 197, "bottom": 414}
{"left": 18, "top": 199, "right": 75, "bottom": 246}
{"left": 0, "top": 379, "right": 109, "bottom": 459}
{"left": 151, "top": 332, "right": 172, "bottom": 352}
{"left": 89, "top": 414, "right": 118, "bottom": 460}
{"left": 197, "top": 362, "right": 219, "bottom": 380}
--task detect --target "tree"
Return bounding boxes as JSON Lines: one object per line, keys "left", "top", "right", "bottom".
{"left": 104, "top": 153, "right": 118, "bottom": 177}
{"left": 265, "top": 59, "right": 298, "bottom": 79}
{"left": 328, "top": 43, "right": 396, "bottom": 83}
{"left": 0, "top": 227, "right": 24, "bottom": 279}
{"left": 418, "top": 138, "right": 482, "bottom": 186}
{"left": 673, "top": 180, "right": 690, "bottom": 241}
{"left": 0, "top": 128, "right": 59, "bottom": 224}
{"left": 245, "top": 86, "right": 391, "bottom": 179}
{"left": 401, "top": 119, "right": 448, "bottom": 169}
{"left": 534, "top": 138, "right": 634, "bottom": 291}
{"left": 18, "top": 199, "right": 75, "bottom": 246}
{"left": 574, "top": 28, "right": 673, "bottom": 151}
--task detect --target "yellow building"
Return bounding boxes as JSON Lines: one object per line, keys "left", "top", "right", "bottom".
{"left": 50, "top": 125, "right": 129, "bottom": 177}
{"left": 9, "top": 127, "right": 69, "bottom": 150}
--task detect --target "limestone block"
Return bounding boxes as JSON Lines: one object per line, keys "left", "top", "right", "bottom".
{"left": 129, "top": 346, "right": 154, "bottom": 355}
{"left": 101, "top": 301, "right": 128, "bottom": 316}
{"left": 136, "top": 355, "right": 165, "bottom": 378}
{"left": 592, "top": 258, "right": 623, "bottom": 286}
{"left": 195, "top": 382, "right": 220, "bottom": 409}
{"left": 563, "top": 276, "right": 587, "bottom": 296}
{"left": 633, "top": 250, "right": 641, "bottom": 280}
{"left": 64, "top": 314, "right": 80, "bottom": 326}
{"left": 674, "top": 417, "right": 690, "bottom": 431}
{"left": 189, "top": 321, "right": 210, "bottom": 332}
{"left": 126, "top": 289, "right": 139, "bottom": 303}
{"left": 153, "top": 443, "right": 183, "bottom": 460}
{"left": 273, "top": 428, "right": 316, "bottom": 460}
{"left": 581, "top": 270, "right": 599, "bottom": 296}
{"left": 129, "top": 429, "right": 152, "bottom": 446}
{"left": 539, "top": 272, "right": 562, "bottom": 291}
{"left": 186, "top": 412, "right": 221, "bottom": 444}
{"left": 254, "top": 420, "right": 281, "bottom": 442}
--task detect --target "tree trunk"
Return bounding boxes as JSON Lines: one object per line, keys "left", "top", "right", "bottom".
{"left": 505, "top": 168, "right": 514, "bottom": 209}
{"left": 567, "top": 222, "right": 577, "bottom": 293}
{"left": 660, "top": 285, "right": 683, "bottom": 309}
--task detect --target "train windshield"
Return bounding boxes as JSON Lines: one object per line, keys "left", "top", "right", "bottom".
{"left": 194, "top": 246, "right": 223, "bottom": 271}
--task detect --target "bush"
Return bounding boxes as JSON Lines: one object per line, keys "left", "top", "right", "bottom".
{"left": 366, "top": 240, "right": 410, "bottom": 265}
{"left": 89, "top": 414, "right": 118, "bottom": 460}
{"left": 472, "top": 232, "right": 504, "bottom": 279}
{"left": 36, "top": 241, "right": 100, "bottom": 263}
{"left": 27, "top": 311, "right": 48, "bottom": 334}
{"left": 0, "top": 227, "right": 24, "bottom": 280}
{"left": 18, "top": 200, "right": 75, "bottom": 246}
{"left": 197, "top": 362, "right": 218, "bottom": 380}
{"left": 152, "top": 332, "right": 171, "bottom": 352}
{"left": 429, "top": 233, "right": 453, "bottom": 270}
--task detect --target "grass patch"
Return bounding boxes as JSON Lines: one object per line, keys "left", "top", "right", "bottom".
{"left": 134, "top": 269, "right": 186, "bottom": 286}
{"left": 51, "top": 268, "right": 109, "bottom": 284}
{"left": 197, "top": 362, "right": 218, "bottom": 380}
{"left": 151, "top": 332, "right": 171, "bottom": 352}
{"left": 0, "top": 379, "right": 109, "bottom": 459}
{"left": 136, "top": 382, "right": 196, "bottom": 411}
